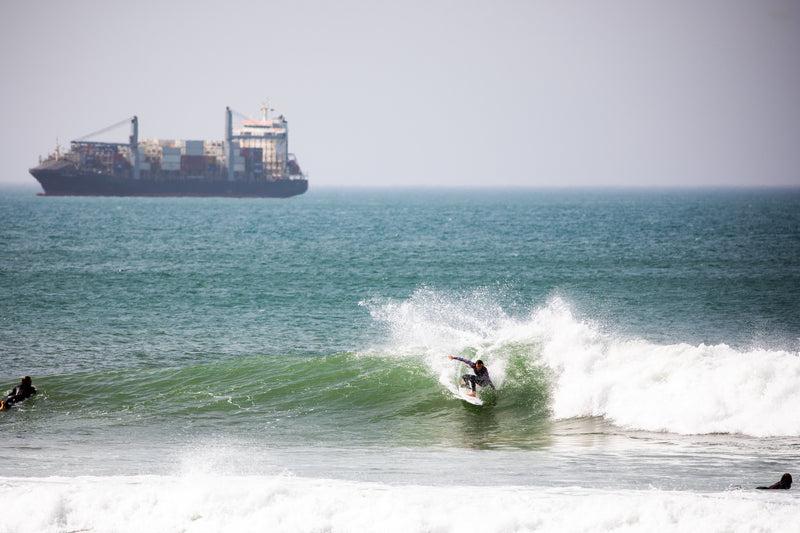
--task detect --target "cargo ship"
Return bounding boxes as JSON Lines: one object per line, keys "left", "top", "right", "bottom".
{"left": 29, "top": 104, "right": 308, "bottom": 198}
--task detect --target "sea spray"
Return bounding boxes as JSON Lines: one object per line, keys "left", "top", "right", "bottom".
{"left": 365, "top": 289, "right": 800, "bottom": 437}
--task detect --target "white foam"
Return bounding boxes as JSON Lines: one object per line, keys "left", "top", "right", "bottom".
{"left": 1, "top": 474, "right": 797, "bottom": 533}
{"left": 366, "top": 290, "right": 800, "bottom": 436}
{"left": 537, "top": 303, "right": 800, "bottom": 436}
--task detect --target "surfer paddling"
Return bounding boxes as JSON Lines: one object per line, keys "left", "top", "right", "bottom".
{"left": 0, "top": 376, "right": 37, "bottom": 410}
{"left": 449, "top": 356, "right": 495, "bottom": 397}
{"left": 757, "top": 473, "right": 792, "bottom": 490}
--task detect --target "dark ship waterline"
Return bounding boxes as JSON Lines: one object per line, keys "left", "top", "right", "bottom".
{"left": 29, "top": 104, "right": 308, "bottom": 198}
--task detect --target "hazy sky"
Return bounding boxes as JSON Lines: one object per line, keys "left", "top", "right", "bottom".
{"left": 2, "top": 0, "right": 799, "bottom": 188}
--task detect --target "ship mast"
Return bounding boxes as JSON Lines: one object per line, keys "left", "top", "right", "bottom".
{"left": 225, "top": 107, "right": 234, "bottom": 182}
{"left": 261, "top": 98, "right": 271, "bottom": 121}
{"left": 130, "top": 116, "right": 140, "bottom": 180}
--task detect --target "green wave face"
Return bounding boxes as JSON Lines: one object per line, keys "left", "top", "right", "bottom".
{"left": 17, "top": 341, "right": 554, "bottom": 450}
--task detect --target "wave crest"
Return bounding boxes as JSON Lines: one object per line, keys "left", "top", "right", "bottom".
{"left": 364, "top": 289, "right": 800, "bottom": 437}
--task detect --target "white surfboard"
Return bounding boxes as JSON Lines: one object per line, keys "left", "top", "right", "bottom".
{"left": 456, "top": 387, "right": 483, "bottom": 406}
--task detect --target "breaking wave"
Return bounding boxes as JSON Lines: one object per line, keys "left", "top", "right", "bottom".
{"left": 364, "top": 288, "right": 800, "bottom": 437}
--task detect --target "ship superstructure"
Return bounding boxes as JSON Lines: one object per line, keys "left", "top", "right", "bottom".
{"left": 29, "top": 103, "right": 308, "bottom": 198}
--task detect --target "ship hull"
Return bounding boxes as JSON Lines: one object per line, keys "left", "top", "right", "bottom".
{"left": 30, "top": 165, "right": 308, "bottom": 198}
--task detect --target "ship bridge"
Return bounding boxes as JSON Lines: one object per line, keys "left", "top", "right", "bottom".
{"left": 226, "top": 102, "right": 293, "bottom": 181}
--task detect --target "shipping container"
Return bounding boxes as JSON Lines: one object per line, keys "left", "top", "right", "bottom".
{"left": 181, "top": 155, "right": 206, "bottom": 172}
{"left": 185, "top": 140, "right": 204, "bottom": 156}
{"left": 204, "top": 141, "right": 224, "bottom": 157}
{"left": 241, "top": 147, "right": 264, "bottom": 160}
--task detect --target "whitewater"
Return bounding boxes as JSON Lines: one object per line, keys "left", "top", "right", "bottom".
{"left": 4, "top": 474, "right": 799, "bottom": 533}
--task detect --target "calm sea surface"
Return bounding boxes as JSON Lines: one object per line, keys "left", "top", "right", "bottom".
{"left": 1, "top": 186, "right": 799, "bottom": 532}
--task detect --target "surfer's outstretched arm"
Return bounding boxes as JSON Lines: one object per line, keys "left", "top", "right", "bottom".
{"left": 449, "top": 355, "right": 474, "bottom": 367}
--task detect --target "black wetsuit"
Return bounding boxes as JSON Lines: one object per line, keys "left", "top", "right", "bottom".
{"left": 453, "top": 357, "right": 495, "bottom": 392}
{"left": 757, "top": 475, "right": 792, "bottom": 490}
{"left": 1, "top": 383, "right": 36, "bottom": 409}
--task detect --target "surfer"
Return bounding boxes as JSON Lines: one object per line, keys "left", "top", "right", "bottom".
{"left": 449, "top": 355, "right": 495, "bottom": 397}
{"left": 757, "top": 473, "right": 792, "bottom": 490}
{"left": 0, "top": 376, "right": 37, "bottom": 410}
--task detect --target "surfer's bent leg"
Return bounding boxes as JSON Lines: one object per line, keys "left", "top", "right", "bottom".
{"left": 462, "top": 374, "right": 477, "bottom": 392}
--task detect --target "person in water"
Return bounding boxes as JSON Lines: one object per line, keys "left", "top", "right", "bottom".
{"left": 449, "top": 355, "right": 495, "bottom": 397}
{"left": 0, "top": 376, "right": 37, "bottom": 410}
{"left": 757, "top": 473, "right": 792, "bottom": 490}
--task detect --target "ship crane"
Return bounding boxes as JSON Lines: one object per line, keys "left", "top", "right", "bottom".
{"left": 70, "top": 116, "right": 140, "bottom": 180}
{"left": 72, "top": 117, "right": 135, "bottom": 146}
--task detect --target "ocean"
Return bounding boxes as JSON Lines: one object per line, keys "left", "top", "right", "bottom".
{"left": 1, "top": 186, "right": 798, "bottom": 532}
